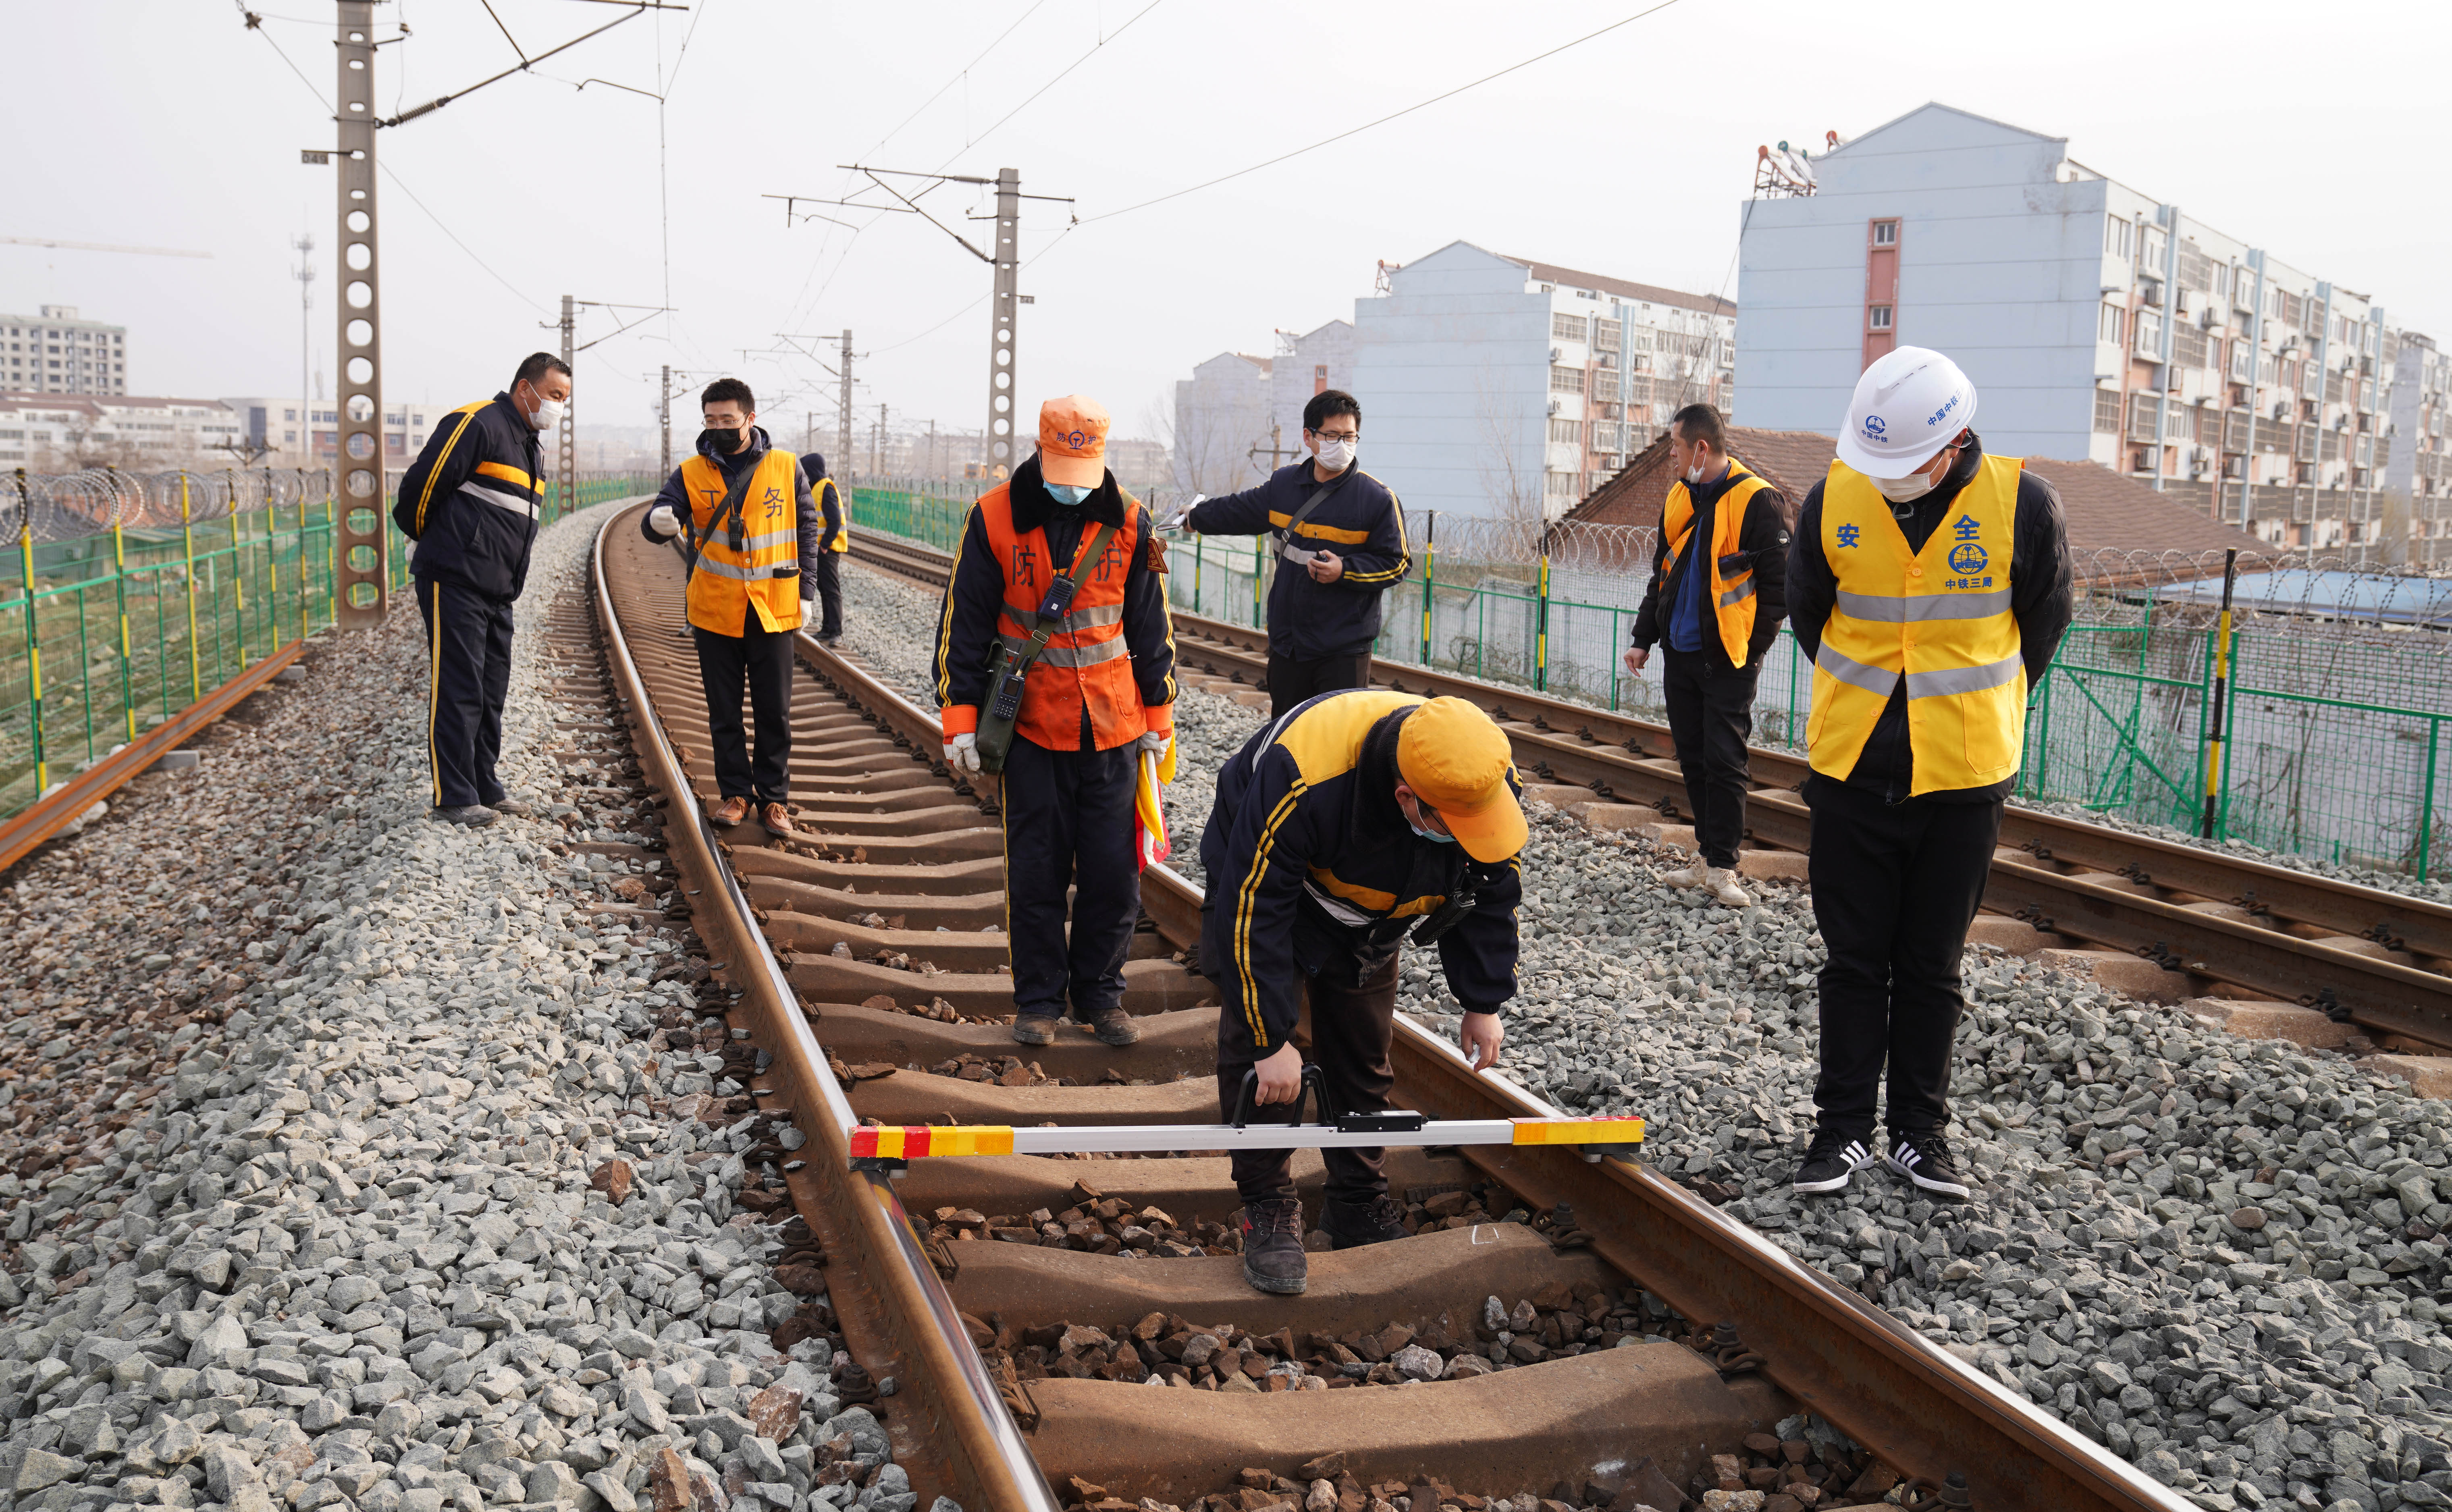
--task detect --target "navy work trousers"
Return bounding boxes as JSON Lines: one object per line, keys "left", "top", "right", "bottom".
{"left": 1804, "top": 776, "right": 2002, "bottom": 1141}
{"left": 415, "top": 573, "right": 513, "bottom": 810}
{"left": 1213, "top": 949, "right": 1398, "bottom": 1209}
{"left": 693, "top": 603, "right": 797, "bottom": 806}
{"left": 814, "top": 552, "right": 844, "bottom": 638}
{"left": 1266, "top": 650, "right": 1373, "bottom": 722}
{"left": 1660, "top": 647, "right": 1758, "bottom": 869}
{"left": 1000, "top": 735, "right": 1139, "bottom": 1022}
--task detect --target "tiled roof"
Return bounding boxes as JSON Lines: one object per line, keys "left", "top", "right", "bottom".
{"left": 1568, "top": 426, "right": 2264, "bottom": 565}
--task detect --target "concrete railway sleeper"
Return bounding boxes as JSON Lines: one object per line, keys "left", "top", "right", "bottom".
{"left": 843, "top": 534, "right": 2452, "bottom": 1065}
{"left": 594, "top": 503, "right": 2186, "bottom": 1512}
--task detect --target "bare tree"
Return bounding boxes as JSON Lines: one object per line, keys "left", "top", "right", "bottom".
{"left": 1473, "top": 366, "right": 1545, "bottom": 536}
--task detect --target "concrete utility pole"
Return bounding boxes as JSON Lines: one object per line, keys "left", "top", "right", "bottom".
{"left": 837, "top": 330, "right": 854, "bottom": 487}
{"left": 661, "top": 363, "right": 672, "bottom": 475}
{"left": 986, "top": 167, "right": 1020, "bottom": 480}
{"left": 333, "top": 2, "right": 386, "bottom": 625}
{"left": 2239, "top": 251, "right": 2267, "bottom": 530}
{"left": 557, "top": 295, "right": 576, "bottom": 512}
{"left": 291, "top": 233, "right": 314, "bottom": 459}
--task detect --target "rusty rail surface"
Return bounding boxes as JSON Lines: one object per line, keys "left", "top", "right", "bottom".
{"left": 848, "top": 532, "right": 2452, "bottom": 1049}
{"left": 588, "top": 506, "right": 2192, "bottom": 1512}
{"left": 0, "top": 637, "right": 304, "bottom": 876}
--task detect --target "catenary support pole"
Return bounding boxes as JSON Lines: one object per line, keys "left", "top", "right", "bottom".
{"left": 333, "top": 1, "right": 387, "bottom": 625}
{"left": 985, "top": 168, "right": 1019, "bottom": 481}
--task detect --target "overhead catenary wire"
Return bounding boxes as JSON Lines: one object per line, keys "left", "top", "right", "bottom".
{"left": 935, "top": 0, "right": 1169, "bottom": 167}
{"left": 1082, "top": 0, "right": 1687, "bottom": 224}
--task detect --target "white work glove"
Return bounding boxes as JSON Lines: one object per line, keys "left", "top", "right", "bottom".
{"left": 795, "top": 597, "right": 813, "bottom": 631}
{"left": 1136, "top": 730, "right": 1171, "bottom": 757}
{"left": 943, "top": 733, "right": 981, "bottom": 773}
{"left": 646, "top": 503, "right": 680, "bottom": 538}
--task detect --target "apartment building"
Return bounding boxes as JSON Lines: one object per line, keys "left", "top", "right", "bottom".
{"left": 1349, "top": 242, "right": 1734, "bottom": 523}
{"left": 0, "top": 392, "right": 244, "bottom": 467}
{"left": 0, "top": 306, "right": 128, "bottom": 395}
{"left": 1735, "top": 102, "right": 2441, "bottom": 563}
{"left": 218, "top": 396, "right": 440, "bottom": 467}
{"left": 1171, "top": 351, "right": 1274, "bottom": 494}
{"left": 2383, "top": 332, "right": 2451, "bottom": 567}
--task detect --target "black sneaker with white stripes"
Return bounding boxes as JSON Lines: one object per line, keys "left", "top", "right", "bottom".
{"left": 1885, "top": 1132, "right": 1971, "bottom": 1199}
{"left": 1789, "top": 1130, "right": 1874, "bottom": 1195}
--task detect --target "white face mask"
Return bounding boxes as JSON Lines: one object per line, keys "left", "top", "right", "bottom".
{"left": 1873, "top": 470, "right": 1936, "bottom": 503}
{"left": 527, "top": 390, "right": 566, "bottom": 432}
{"left": 1685, "top": 463, "right": 1707, "bottom": 485}
{"left": 1314, "top": 436, "right": 1355, "bottom": 472}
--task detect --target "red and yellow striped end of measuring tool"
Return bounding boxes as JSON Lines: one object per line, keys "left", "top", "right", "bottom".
{"left": 849, "top": 1125, "right": 1018, "bottom": 1160}
{"left": 848, "top": 1113, "right": 1644, "bottom": 1161}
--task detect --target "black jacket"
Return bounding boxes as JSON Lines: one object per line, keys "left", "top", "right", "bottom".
{"left": 1199, "top": 691, "right": 1521, "bottom": 1051}
{"left": 1629, "top": 464, "right": 1791, "bottom": 669}
{"left": 801, "top": 453, "right": 846, "bottom": 552}
{"left": 1185, "top": 461, "right": 1409, "bottom": 660}
{"left": 642, "top": 426, "right": 822, "bottom": 600}
{"left": 399, "top": 392, "right": 544, "bottom": 601}
{"left": 1786, "top": 434, "right": 2075, "bottom": 803}
{"left": 932, "top": 455, "right": 1177, "bottom": 738}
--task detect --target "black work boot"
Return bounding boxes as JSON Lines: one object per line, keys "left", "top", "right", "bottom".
{"left": 1322, "top": 1193, "right": 1407, "bottom": 1250}
{"left": 1081, "top": 1005, "right": 1140, "bottom": 1046}
{"left": 1238, "top": 1198, "right": 1308, "bottom": 1295}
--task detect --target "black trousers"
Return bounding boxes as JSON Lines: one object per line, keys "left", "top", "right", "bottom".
{"left": 692, "top": 604, "right": 796, "bottom": 805}
{"left": 1660, "top": 647, "right": 1759, "bottom": 868}
{"left": 1001, "top": 736, "right": 1140, "bottom": 1022}
{"left": 814, "top": 552, "right": 844, "bottom": 637}
{"left": 1214, "top": 949, "right": 1398, "bottom": 1209}
{"left": 1266, "top": 650, "right": 1374, "bottom": 721}
{"left": 415, "top": 574, "right": 514, "bottom": 810}
{"left": 1805, "top": 777, "right": 2002, "bottom": 1141}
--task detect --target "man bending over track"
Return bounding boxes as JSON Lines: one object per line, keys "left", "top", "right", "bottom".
{"left": 1200, "top": 690, "right": 1523, "bottom": 1296}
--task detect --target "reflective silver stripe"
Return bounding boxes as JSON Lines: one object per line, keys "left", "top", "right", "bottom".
{"left": 459, "top": 480, "right": 538, "bottom": 518}
{"left": 742, "top": 529, "right": 799, "bottom": 553}
{"left": 997, "top": 601, "right": 1124, "bottom": 637}
{"left": 1814, "top": 642, "right": 1900, "bottom": 697}
{"left": 1905, "top": 653, "right": 2024, "bottom": 700}
{"left": 995, "top": 631, "right": 1127, "bottom": 669}
{"left": 691, "top": 557, "right": 799, "bottom": 582}
{"left": 1717, "top": 577, "right": 1757, "bottom": 608}
{"left": 1834, "top": 587, "right": 2013, "bottom": 623}
{"left": 1302, "top": 883, "right": 1377, "bottom": 928}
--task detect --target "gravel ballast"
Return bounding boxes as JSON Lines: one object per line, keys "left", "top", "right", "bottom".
{"left": 0, "top": 516, "right": 950, "bottom": 1512}
{"left": 838, "top": 554, "right": 2452, "bottom": 1512}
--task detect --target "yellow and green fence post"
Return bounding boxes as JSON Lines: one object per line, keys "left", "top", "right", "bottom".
{"left": 15, "top": 469, "right": 44, "bottom": 799}
{"left": 180, "top": 472, "right": 202, "bottom": 702}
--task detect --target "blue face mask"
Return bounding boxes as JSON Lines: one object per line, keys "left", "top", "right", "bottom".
{"left": 1402, "top": 792, "right": 1457, "bottom": 843}
{"left": 1047, "top": 483, "right": 1093, "bottom": 506}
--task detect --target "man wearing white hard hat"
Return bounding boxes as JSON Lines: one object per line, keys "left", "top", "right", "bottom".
{"left": 1785, "top": 346, "right": 2071, "bottom": 1201}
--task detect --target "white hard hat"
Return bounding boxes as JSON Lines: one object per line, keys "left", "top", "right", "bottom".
{"left": 1835, "top": 346, "right": 1978, "bottom": 477}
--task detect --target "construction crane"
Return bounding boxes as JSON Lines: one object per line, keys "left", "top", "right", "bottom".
{"left": 0, "top": 237, "right": 212, "bottom": 259}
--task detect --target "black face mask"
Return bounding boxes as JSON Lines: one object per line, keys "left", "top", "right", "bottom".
{"left": 699, "top": 425, "right": 745, "bottom": 456}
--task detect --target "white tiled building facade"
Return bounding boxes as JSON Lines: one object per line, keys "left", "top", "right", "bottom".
{"left": 0, "top": 306, "right": 128, "bottom": 395}
{"left": 0, "top": 393, "right": 244, "bottom": 467}
{"left": 217, "top": 397, "right": 440, "bottom": 468}
{"left": 1735, "top": 102, "right": 2443, "bottom": 565}
{"left": 1349, "top": 241, "right": 1734, "bottom": 524}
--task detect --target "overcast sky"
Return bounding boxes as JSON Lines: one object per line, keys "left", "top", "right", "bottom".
{"left": 5, "top": 0, "right": 2447, "bottom": 459}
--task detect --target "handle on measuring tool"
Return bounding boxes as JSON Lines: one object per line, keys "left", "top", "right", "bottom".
{"left": 1230, "top": 1064, "right": 1332, "bottom": 1130}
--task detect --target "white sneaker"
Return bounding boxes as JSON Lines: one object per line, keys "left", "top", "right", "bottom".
{"left": 1659, "top": 862, "right": 1709, "bottom": 889}
{"left": 1704, "top": 867, "right": 1753, "bottom": 907}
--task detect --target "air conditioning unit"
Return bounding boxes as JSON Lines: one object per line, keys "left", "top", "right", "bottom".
{"left": 2272, "top": 401, "right": 2291, "bottom": 422}
{"left": 1550, "top": 347, "right": 1562, "bottom": 362}
{"left": 1546, "top": 400, "right": 1561, "bottom": 417}
{"left": 2198, "top": 307, "right": 2220, "bottom": 330}
{"left": 2139, "top": 279, "right": 2165, "bottom": 307}
{"left": 2190, "top": 456, "right": 2211, "bottom": 478}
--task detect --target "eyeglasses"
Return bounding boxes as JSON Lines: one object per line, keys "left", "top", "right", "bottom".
{"left": 1306, "top": 427, "right": 1359, "bottom": 442}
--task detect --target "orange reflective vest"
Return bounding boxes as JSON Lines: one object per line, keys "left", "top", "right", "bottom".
{"left": 955, "top": 483, "right": 1160, "bottom": 752}
{"left": 1656, "top": 462, "right": 1777, "bottom": 669}
{"left": 1805, "top": 455, "right": 2027, "bottom": 794}
{"left": 679, "top": 449, "right": 803, "bottom": 636}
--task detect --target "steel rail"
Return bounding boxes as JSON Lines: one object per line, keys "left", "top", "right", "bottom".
{"left": 816, "top": 530, "right": 2185, "bottom": 1512}
{"left": 0, "top": 637, "right": 303, "bottom": 876}
{"left": 847, "top": 532, "right": 2452, "bottom": 1045}
{"left": 590, "top": 507, "right": 1062, "bottom": 1512}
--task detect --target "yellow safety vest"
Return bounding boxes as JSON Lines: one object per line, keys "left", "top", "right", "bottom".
{"left": 1658, "top": 462, "right": 1775, "bottom": 669}
{"left": 679, "top": 449, "right": 803, "bottom": 636}
{"left": 1805, "top": 455, "right": 2026, "bottom": 794}
{"left": 820, "top": 476, "right": 851, "bottom": 552}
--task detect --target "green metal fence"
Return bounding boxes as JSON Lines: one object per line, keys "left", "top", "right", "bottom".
{"left": 851, "top": 478, "right": 2452, "bottom": 881}
{"left": 1, "top": 467, "right": 655, "bottom": 824}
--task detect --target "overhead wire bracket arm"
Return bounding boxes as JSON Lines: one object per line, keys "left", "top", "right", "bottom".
{"left": 379, "top": 4, "right": 677, "bottom": 127}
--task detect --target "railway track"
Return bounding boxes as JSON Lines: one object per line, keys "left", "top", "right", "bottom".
{"left": 846, "top": 532, "right": 2452, "bottom": 1058}
{"left": 592, "top": 501, "right": 2190, "bottom": 1512}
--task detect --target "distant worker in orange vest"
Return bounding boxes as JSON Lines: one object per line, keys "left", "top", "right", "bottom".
{"left": 1621, "top": 403, "right": 1792, "bottom": 907}
{"left": 642, "top": 378, "right": 823, "bottom": 836}
{"left": 933, "top": 397, "right": 1179, "bottom": 1048}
